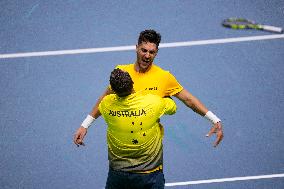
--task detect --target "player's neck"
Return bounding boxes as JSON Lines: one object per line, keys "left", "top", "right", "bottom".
{"left": 134, "top": 61, "right": 152, "bottom": 73}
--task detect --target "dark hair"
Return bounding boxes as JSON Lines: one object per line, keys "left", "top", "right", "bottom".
{"left": 138, "top": 29, "right": 161, "bottom": 48}
{"left": 110, "top": 68, "right": 134, "bottom": 97}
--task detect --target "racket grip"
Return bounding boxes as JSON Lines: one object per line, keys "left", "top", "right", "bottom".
{"left": 262, "top": 25, "right": 283, "bottom": 33}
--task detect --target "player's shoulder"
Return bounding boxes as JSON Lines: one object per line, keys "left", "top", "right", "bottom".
{"left": 152, "top": 64, "right": 171, "bottom": 75}
{"left": 115, "top": 63, "right": 133, "bottom": 70}
{"left": 101, "top": 94, "right": 117, "bottom": 104}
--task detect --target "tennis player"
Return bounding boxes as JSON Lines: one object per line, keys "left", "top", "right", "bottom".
{"left": 99, "top": 68, "right": 176, "bottom": 188}
{"left": 74, "top": 29, "right": 223, "bottom": 148}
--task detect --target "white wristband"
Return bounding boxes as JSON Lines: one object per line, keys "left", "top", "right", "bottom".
{"left": 204, "top": 111, "right": 221, "bottom": 124}
{"left": 81, "top": 115, "right": 96, "bottom": 129}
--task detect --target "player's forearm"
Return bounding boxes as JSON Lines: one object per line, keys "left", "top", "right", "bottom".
{"left": 175, "top": 89, "right": 208, "bottom": 116}
{"left": 89, "top": 95, "right": 104, "bottom": 119}
{"left": 183, "top": 95, "right": 208, "bottom": 116}
{"left": 81, "top": 98, "right": 103, "bottom": 129}
{"left": 90, "top": 87, "right": 113, "bottom": 117}
{"left": 175, "top": 89, "right": 222, "bottom": 124}
{"left": 81, "top": 87, "right": 112, "bottom": 128}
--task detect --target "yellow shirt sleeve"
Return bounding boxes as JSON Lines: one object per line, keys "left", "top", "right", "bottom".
{"left": 164, "top": 71, "right": 183, "bottom": 96}
{"left": 160, "top": 97, "right": 177, "bottom": 115}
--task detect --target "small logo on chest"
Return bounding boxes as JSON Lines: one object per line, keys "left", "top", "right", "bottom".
{"left": 145, "top": 87, "right": 158, "bottom": 91}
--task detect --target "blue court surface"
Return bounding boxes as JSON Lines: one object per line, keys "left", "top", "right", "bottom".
{"left": 1, "top": 1, "right": 284, "bottom": 188}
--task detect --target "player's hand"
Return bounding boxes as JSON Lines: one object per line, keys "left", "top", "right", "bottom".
{"left": 206, "top": 122, "right": 223, "bottom": 147}
{"left": 73, "top": 126, "right": 87, "bottom": 147}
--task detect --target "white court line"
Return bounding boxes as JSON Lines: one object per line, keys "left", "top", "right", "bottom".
{"left": 0, "top": 34, "right": 284, "bottom": 59}
{"left": 165, "top": 173, "right": 284, "bottom": 187}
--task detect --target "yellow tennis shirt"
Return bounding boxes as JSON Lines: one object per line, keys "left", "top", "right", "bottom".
{"left": 99, "top": 92, "right": 177, "bottom": 172}
{"left": 115, "top": 64, "right": 183, "bottom": 97}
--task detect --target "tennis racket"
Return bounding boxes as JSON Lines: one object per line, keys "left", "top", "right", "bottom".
{"left": 222, "top": 18, "right": 283, "bottom": 33}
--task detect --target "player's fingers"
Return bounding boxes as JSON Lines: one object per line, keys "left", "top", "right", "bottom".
{"left": 77, "top": 134, "right": 86, "bottom": 147}
{"left": 73, "top": 133, "right": 79, "bottom": 145}
{"left": 73, "top": 132, "right": 82, "bottom": 147}
{"left": 74, "top": 128, "right": 87, "bottom": 147}
{"left": 213, "top": 130, "right": 224, "bottom": 147}
{"left": 206, "top": 126, "right": 216, "bottom": 137}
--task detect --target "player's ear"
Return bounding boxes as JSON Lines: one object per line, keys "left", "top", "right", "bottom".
{"left": 135, "top": 44, "right": 138, "bottom": 52}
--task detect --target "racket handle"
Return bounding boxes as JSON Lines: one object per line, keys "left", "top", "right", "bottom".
{"left": 261, "top": 25, "right": 283, "bottom": 33}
